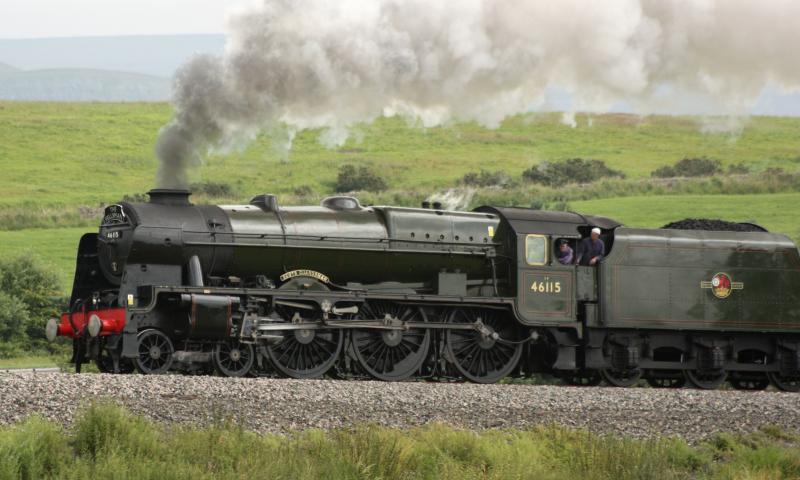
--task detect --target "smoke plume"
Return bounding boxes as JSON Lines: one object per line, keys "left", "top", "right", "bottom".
{"left": 156, "top": 0, "right": 800, "bottom": 188}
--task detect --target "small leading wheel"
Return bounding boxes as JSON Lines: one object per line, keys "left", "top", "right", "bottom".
{"left": 445, "top": 308, "right": 523, "bottom": 384}
{"left": 560, "top": 370, "right": 602, "bottom": 386}
{"left": 601, "top": 368, "right": 643, "bottom": 387}
{"left": 646, "top": 372, "right": 686, "bottom": 389}
{"left": 350, "top": 302, "right": 431, "bottom": 381}
{"left": 95, "top": 347, "right": 135, "bottom": 374}
{"left": 768, "top": 372, "right": 800, "bottom": 392}
{"left": 685, "top": 369, "right": 727, "bottom": 390}
{"left": 212, "top": 340, "right": 255, "bottom": 378}
{"left": 134, "top": 329, "right": 174, "bottom": 374}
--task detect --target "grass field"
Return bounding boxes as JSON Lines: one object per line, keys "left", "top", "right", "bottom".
{"left": 0, "top": 355, "right": 62, "bottom": 369}
{"left": 0, "top": 227, "right": 86, "bottom": 289}
{"left": 574, "top": 192, "right": 800, "bottom": 240}
{"left": 2, "top": 101, "right": 800, "bottom": 209}
{"left": 1, "top": 402, "right": 799, "bottom": 480}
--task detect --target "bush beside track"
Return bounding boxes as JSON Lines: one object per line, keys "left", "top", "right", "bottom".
{"left": 1, "top": 401, "right": 799, "bottom": 480}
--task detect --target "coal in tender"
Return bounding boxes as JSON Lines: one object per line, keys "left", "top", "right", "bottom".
{"left": 661, "top": 218, "right": 767, "bottom": 232}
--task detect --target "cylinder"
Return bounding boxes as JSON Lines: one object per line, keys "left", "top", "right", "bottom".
{"left": 184, "top": 294, "right": 239, "bottom": 339}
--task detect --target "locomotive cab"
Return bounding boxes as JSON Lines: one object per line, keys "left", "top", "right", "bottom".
{"left": 475, "top": 207, "right": 620, "bottom": 328}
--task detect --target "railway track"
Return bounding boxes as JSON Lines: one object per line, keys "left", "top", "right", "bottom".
{"left": 0, "top": 367, "right": 60, "bottom": 374}
{"left": 1, "top": 372, "right": 798, "bottom": 441}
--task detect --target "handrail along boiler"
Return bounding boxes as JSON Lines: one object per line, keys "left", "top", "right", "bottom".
{"left": 47, "top": 189, "right": 800, "bottom": 390}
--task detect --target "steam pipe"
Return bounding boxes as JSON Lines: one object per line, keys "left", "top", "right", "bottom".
{"left": 188, "top": 255, "right": 204, "bottom": 287}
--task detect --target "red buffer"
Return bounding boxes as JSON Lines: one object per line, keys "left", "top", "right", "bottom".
{"left": 46, "top": 307, "right": 126, "bottom": 340}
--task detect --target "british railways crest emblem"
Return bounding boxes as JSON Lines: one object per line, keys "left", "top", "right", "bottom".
{"left": 700, "top": 272, "right": 743, "bottom": 299}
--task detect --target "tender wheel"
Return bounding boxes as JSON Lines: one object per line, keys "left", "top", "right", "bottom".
{"left": 560, "top": 370, "right": 602, "bottom": 386}
{"left": 768, "top": 372, "right": 800, "bottom": 392}
{"left": 134, "top": 329, "right": 174, "bottom": 374}
{"left": 685, "top": 369, "right": 727, "bottom": 390}
{"left": 646, "top": 372, "right": 686, "bottom": 389}
{"left": 350, "top": 302, "right": 431, "bottom": 381}
{"left": 601, "top": 368, "right": 643, "bottom": 387}
{"left": 212, "top": 340, "right": 255, "bottom": 378}
{"left": 445, "top": 308, "right": 523, "bottom": 384}
{"left": 729, "top": 374, "right": 770, "bottom": 391}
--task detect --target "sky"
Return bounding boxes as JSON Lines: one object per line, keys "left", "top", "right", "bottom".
{"left": 0, "top": 0, "right": 798, "bottom": 115}
{"left": 0, "top": 0, "right": 247, "bottom": 38}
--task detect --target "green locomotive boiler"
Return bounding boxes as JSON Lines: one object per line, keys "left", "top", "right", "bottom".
{"left": 47, "top": 189, "right": 800, "bottom": 390}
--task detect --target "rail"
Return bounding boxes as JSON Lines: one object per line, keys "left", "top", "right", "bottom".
{"left": 0, "top": 367, "right": 60, "bottom": 374}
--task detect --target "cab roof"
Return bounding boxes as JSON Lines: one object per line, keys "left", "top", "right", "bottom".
{"left": 475, "top": 206, "right": 621, "bottom": 236}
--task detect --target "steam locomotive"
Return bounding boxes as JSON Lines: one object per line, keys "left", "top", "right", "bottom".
{"left": 47, "top": 189, "right": 800, "bottom": 390}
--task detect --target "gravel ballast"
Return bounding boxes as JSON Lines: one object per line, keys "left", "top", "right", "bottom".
{"left": 1, "top": 372, "right": 798, "bottom": 440}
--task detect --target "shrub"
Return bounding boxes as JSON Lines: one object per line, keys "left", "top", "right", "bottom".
{"left": 727, "top": 163, "right": 750, "bottom": 175}
{"left": 0, "top": 415, "right": 69, "bottom": 478}
{"left": 0, "top": 292, "right": 29, "bottom": 344}
{"left": 530, "top": 199, "right": 570, "bottom": 211}
{"left": 120, "top": 193, "right": 148, "bottom": 203}
{"left": 293, "top": 185, "right": 314, "bottom": 197}
{"left": 74, "top": 402, "right": 161, "bottom": 460}
{"left": 0, "top": 256, "right": 61, "bottom": 338}
{"left": 651, "top": 157, "right": 722, "bottom": 178}
{"left": 0, "top": 255, "right": 62, "bottom": 344}
{"left": 460, "top": 170, "right": 513, "bottom": 187}
{"left": 189, "top": 181, "right": 235, "bottom": 197}
{"left": 335, "top": 164, "right": 388, "bottom": 192}
{"left": 651, "top": 165, "right": 675, "bottom": 178}
{"left": 522, "top": 158, "right": 624, "bottom": 186}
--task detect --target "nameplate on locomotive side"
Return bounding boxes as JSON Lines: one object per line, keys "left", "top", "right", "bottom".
{"left": 279, "top": 269, "right": 330, "bottom": 283}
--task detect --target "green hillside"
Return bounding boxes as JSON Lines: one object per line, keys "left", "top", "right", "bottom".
{"left": 0, "top": 101, "right": 799, "bottom": 292}
{"left": 574, "top": 193, "right": 800, "bottom": 241}
{"left": 2, "top": 101, "right": 799, "bottom": 207}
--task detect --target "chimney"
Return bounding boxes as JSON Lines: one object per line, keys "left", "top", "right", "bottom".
{"left": 147, "top": 189, "right": 192, "bottom": 206}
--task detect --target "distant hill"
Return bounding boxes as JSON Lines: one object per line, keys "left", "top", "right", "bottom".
{"left": 0, "top": 35, "right": 225, "bottom": 101}
{"left": 0, "top": 68, "right": 170, "bottom": 101}
{"left": 0, "top": 61, "right": 18, "bottom": 73}
{"left": 0, "top": 34, "right": 225, "bottom": 77}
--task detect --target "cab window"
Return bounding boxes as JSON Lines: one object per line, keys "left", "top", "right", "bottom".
{"left": 525, "top": 235, "right": 548, "bottom": 265}
{"left": 553, "top": 238, "right": 576, "bottom": 265}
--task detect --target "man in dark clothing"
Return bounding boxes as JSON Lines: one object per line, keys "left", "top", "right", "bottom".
{"left": 556, "top": 240, "right": 574, "bottom": 265}
{"left": 577, "top": 227, "right": 605, "bottom": 266}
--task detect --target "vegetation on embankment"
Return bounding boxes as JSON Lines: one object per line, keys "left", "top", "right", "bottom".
{"left": 0, "top": 255, "right": 69, "bottom": 358}
{"left": 0, "top": 355, "right": 62, "bottom": 369}
{"left": 0, "top": 401, "right": 798, "bottom": 480}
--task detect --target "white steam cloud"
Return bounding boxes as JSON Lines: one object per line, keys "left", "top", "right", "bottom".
{"left": 156, "top": 0, "right": 800, "bottom": 188}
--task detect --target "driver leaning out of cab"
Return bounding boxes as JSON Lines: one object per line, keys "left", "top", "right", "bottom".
{"left": 577, "top": 227, "right": 605, "bottom": 266}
